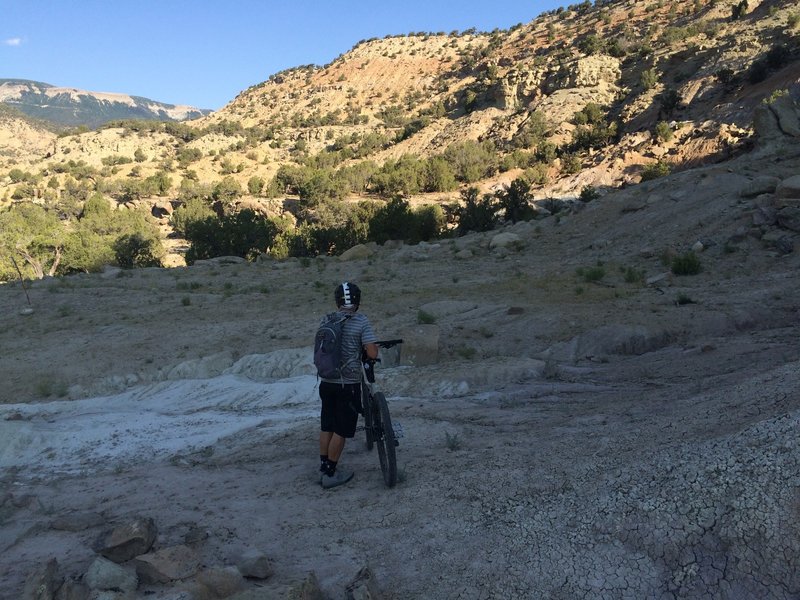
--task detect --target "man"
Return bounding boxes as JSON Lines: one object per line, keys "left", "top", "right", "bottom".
{"left": 318, "top": 282, "right": 378, "bottom": 489}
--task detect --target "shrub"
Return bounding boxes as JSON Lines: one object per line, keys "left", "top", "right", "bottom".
{"left": 579, "top": 185, "right": 600, "bottom": 202}
{"left": 561, "top": 153, "right": 582, "bottom": 174}
{"left": 654, "top": 121, "right": 673, "bottom": 143}
{"left": 455, "top": 187, "right": 498, "bottom": 235}
{"left": 212, "top": 176, "right": 243, "bottom": 204}
{"left": 171, "top": 197, "right": 215, "bottom": 237}
{"left": 417, "top": 310, "right": 436, "bottom": 324}
{"left": 640, "top": 68, "right": 659, "bottom": 90}
{"left": 576, "top": 266, "right": 606, "bottom": 282}
{"left": 184, "top": 209, "right": 278, "bottom": 263}
{"left": 496, "top": 178, "right": 535, "bottom": 223}
{"left": 113, "top": 232, "right": 163, "bottom": 268}
{"left": 640, "top": 160, "right": 671, "bottom": 181}
{"left": 658, "top": 89, "right": 682, "bottom": 114}
{"left": 247, "top": 176, "right": 265, "bottom": 195}
{"left": 442, "top": 140, "right": 498, "bottom": 183}
{"left": 511, "top": 111, "right": 549, "bottom": 149}
{"left": 671, "top": 251, "right": 701, "bottom": 275}
{"left": 730, "top": 0, "right": 747, "bottom": 20}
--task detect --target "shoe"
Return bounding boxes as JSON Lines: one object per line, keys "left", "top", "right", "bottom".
{"left": 321, "top": 469, "right": 354, "bottom": 489}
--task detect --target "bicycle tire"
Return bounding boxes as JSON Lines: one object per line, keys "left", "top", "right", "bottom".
{"left": 362, "top": 383, "right": 374, "bottom": 451}
{"left": 373, "top": 392, "right": 397, "bottom": 488}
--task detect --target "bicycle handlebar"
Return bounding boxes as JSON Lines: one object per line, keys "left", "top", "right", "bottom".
{"left": 375, "top": 339, "right": 403, "bottom": 348}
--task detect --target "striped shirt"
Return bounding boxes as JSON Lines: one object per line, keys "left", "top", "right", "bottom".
{"left": 319, "top": 310, "right": 378, "bottom": 384}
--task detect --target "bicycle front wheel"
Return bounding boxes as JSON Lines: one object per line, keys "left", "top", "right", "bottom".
{"left": 373, "top": 392, "right": 397, "bottom": 488}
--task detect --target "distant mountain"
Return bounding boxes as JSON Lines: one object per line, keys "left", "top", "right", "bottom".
{"left": 0, "top": 79, "right": 212, "bottom": 128}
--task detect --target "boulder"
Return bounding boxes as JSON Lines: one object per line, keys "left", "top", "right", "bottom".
{"left": 777, "top": 207, "right": 800, "bottom": 232}
{"left": 85, "top": 556, "right": 138, "bottom": 593}
{"left": 22, "top": 558, "right": 62, "bottom": 600}
{"left": 196, "top": 566, "right": 245, "bottom": 597}
{"left": 489, "top": 232, "right": 522, "bottom": 249}
{"left": 132, "top": 545, "right": 200, "bottom": 584}
{"left": 397, "top": 325, "right": 439, "bottom": 367}
{"left": 752, "top": 205, "right": 778, "bottom": 227}
{"left": 739, "top": 176, "right": 780, "bottom": 198}
{"left": 776, "top": 175, "right": 800, "bottom": 202}
{"left": 772, "top": 93, "right": 800, "bottom": 137}
{"left": 285, "top": 571, "right": 324, "bottom": 600}
{"left": 339, "top": 244, "right": 374, "bottom": 261}
{"left": 54, "top": 579, "right": 90, "bottom": 600}
{"left": 151, "top": 201, "right": 173, "bottom": 218}
{"left": 236, "top": 549, "right": 274, "bottom": 579}
{"left": 98, "top": 517, "right": 157, "bottom": 563}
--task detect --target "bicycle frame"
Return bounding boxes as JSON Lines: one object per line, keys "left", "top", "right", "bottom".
{"left": 359, "top": 339, "right": 402, "bottom": 487}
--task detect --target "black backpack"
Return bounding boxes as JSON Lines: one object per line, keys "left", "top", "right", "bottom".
{"left": 313, "top": 313, "right": 352, "bottom": 379}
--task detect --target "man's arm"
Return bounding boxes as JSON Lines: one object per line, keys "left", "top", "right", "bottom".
{"left": 363, "top": 342, "right": 379, "bottom": 360}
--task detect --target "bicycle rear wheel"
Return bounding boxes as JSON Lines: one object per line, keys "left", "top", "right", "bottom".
{"left": 373, "top": 392, "right": 397, "bottom": 488}
{"left": 362, "top": 383, "right": 374, "bottom": 451}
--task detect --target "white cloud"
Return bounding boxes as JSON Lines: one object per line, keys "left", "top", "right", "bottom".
{"left": 4, "top": 38, "right": 23, "bottom": 47}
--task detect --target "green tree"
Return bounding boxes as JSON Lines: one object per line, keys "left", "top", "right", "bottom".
{"left": 184, "top": 209, "right": 278, "bottom": 263}
{"left": 512, "top": 111, "right": 549, "bottom": 149}
{"left": 247, "top": 176, "right": 265, "bottom": 195}
{"left": 368, "top": 197, "right": 417, "bottom": 244}
{"left": 0, "top": 203, "right": 64, "bottom": 280}
{"left": 113, "top": 233, "right": 163, "bottom": 268}
{"left": 171, "top": 197, "right": 216, "bottom": 237}
{"left": 456, "top": 187, "right": 498, "bottom": 235}
{"left": 134, "top": 148, "right": 147, "bottom": 163}
{"left": 212, "top": 176, "right": 243, "bottom": 205}
{"left": 443, "top": 140, "right": 498, "bottom": 183}
{"left": 496, "top": 178, "right": 536, "bottom": 223}
{"left": 423, "top": 157, "right": 458, "bottom": 192}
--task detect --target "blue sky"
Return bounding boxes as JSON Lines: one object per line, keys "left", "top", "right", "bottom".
{"left": 2, "top": 0, "right": 564, "bottom": 111}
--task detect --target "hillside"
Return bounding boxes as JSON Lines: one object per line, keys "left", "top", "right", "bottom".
{"left": 0, "top": 79, "right": 211, "bottom": 128}
{"left": 1, "top": 1, "right": 797, "bottom": 275}
{"left": 1, "top": 0, "right": 800, "bottom": 597}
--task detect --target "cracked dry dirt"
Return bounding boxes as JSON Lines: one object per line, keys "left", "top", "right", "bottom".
{"left": 1, "top": 148, "right": 799, "bottom": 599}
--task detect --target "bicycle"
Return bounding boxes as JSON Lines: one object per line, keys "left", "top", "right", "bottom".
{"left": 360, "top": 339, "right": 403, "bottom": 488}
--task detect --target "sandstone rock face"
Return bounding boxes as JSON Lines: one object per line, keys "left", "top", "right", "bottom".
{"left": 98, "top": 517, "right": 157, "bottom": 563}
{"left": 543, "top": 56, "right": 622, "bottom": 94}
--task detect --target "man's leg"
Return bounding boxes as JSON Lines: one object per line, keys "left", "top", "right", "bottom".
{"left": 327, "top": 433, "right": 346, "bottom": 463}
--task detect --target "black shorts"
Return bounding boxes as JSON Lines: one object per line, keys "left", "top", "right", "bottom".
{"left": 319, "top": 381, "right": 361, "bottom": 438}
